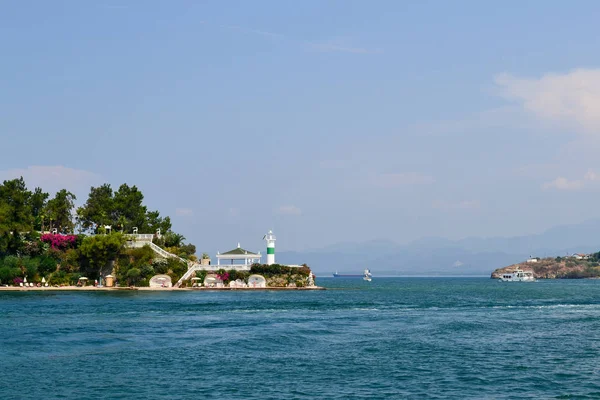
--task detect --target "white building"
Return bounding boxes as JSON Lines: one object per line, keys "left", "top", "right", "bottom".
{"left": 215, "top": 243, "right": 262, "bottom": 269}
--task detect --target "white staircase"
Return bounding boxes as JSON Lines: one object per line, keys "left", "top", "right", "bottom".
{"left": 124, "top": 236, "right": 199, "bottom": 287}
{"left": 147, "top": 242, "right": 189, "bottom": 265}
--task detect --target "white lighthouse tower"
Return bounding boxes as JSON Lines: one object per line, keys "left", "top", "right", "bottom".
{"left": 263, "top": 230, "right": 276, "bottom": 265}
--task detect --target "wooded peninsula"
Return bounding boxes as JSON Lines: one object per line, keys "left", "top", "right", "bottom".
{"left": 0, "top": 177, "right": 196, "bottom": 287}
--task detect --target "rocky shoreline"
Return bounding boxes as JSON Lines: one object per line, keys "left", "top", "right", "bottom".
{"left": 491, "top": 256, "right": 600, "bottom": 279}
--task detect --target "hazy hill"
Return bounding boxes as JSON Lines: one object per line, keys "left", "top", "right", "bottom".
{"left": 276, "top": 220, "right": 600, "bottom": 276}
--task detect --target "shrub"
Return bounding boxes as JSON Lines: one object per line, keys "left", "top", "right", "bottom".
{"left": 22, "top": 257, "right": 39, "bottom": 280}
{"left": 166, "top": 258, "right": 187, "bottom": 283}
{"left": 249, "top": 263, "right": 311, "bottom": 277}
{"left": 0, "top": 266, "right": 20, "bottom": 284}
{"left": 195, "top": 269, "right": 207, "bottom": 283}
{"left": 127, "top": 268, "right": 141, "bottom": 285}
{"left": 40, "top": 234, "right": 77, "bottom": 250}
{"left": 153, "top": 258, "right": 168, "bottom": 274}
{"left": 38, "top": 256, "right": 58, "bottom": 276}
{"left": 140, "top": 264, "right": 154, "bottom": 279}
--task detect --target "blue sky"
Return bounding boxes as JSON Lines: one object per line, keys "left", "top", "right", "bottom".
{"left": 2, "top": 1, "right": 600, "bottom": 255}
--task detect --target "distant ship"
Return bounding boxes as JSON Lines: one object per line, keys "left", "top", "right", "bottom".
{"left": 333, "top": 270, "right": 373, "bottom": 280}
{"left": 498, "top": 268, "right": 536, "bottom": 282}
{"left": 333, "top": 270, "right": 363, "bottom": 278}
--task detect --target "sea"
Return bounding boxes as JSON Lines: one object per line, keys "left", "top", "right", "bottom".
{"left": 1, "top": 277, "right": 600, "bottom": 399}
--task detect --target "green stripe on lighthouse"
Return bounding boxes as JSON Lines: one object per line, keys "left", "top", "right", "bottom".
{"left": 267, "top": 247, "right": 275, "bottom": 254}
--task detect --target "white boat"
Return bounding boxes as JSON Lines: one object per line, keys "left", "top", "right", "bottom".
{"left": 363, "top": 269, "right": 372, "bottom": 281}
{"left": 498, "top": 268, "right": 536, "bottom": 282}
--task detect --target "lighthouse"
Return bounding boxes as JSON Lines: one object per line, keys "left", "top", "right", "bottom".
{"left": 263, "top": 230, "right": 276, "bottom": 265}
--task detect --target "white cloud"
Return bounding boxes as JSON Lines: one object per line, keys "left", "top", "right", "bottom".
{"left": 175, "top": 208, "right": 194, "bottom": 217}
{"left": 275, "top": 205, "right": 302, "bottom": 216}
{"left": 372, "top": 172, "right": 435, "bottom": 188}
{"left": 0, "top": 165, "right": 102, "bottom": 197}
{"left": 494, "top": 68, "right": 600, "bottom": 135}
{"left": 432, "top": 199, "right": 481, "bottom": 211}
{"left": 542, "top": 169, "right": 599, "bottom": 191}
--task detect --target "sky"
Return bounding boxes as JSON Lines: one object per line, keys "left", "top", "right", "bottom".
{"left": 2, "top": 1, "right": 600, "bottom": 255}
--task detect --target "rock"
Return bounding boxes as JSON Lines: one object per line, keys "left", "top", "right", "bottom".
{"left": 491, "top": 257, "right": 600, "bottom": 279}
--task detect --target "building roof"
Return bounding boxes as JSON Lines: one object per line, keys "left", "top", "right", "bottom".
{"left": 220, "top": 243, "right": 259, "bottom": 256}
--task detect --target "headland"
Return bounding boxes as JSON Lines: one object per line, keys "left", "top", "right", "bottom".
{"left": 491, "top": 253, "right": 600, "bottom": 279}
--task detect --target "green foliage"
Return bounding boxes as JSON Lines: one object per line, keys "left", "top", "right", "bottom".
{"left": 31, "top": 187, "right": 49, "bottom": 231}
{"left": 250, "top": 263, "right": 311, "bottom": 277}
{"left": 227, "top": 269, "right": 249, "bottom": 283}
{"left": 0, "top": 176, "right": 194, "bottom": 286}
{"left": 49, "top": 270, "right": 81, "bottom": 286}
{"left": 22, "top": 256, "right": 39, "bottom": 279}
{"left": 145, "top": 211, "right": 172, "bottom": 236}
{"left": 77, "top": 183, "right": 173, "bottom": 236}
{"left": 163, "top": 232, "right": 185, "bottom": 248}
{"left": 152, "top": 258, "right": 168, "bottom": 274}
{"left": 166, "top": 258, "right": 187, "bottom": 284}
{"left": 140, "top": 264, "right": 154, "bottom": 277}
{"left": 0, "top": 177, "right": 33, "bottom": 255}
{"left": 126, "top": 268, "right": 141, "bottom": 286}
{"left": 76, "top": 184, "right": 114, "bottom": 232}
{"left": 78, "top": 233, "right": 126, "bottom": 278}
{"left": 38, "top": 256, "right": 58, "bottom": 276}
{"left": 113, "top": 184, "right": 148, "bottom": 232}
{"left": 46, "top": 189, "right": 77, "bottom": 234}
{"left": 195, "top": 269, "right": 207, "bottom": 283}
{"left": 0, "top": 265, "right": 21, "bottom": 284}
{"left": 2, "top": 255, "right": 21, "bottom": 270}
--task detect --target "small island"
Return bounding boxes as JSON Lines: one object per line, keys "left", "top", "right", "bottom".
{"left": 0, "top": 177, "right": 320, "bottom": 290}
{"left": 491, "top": 253, "right": 600, "bottom": 279}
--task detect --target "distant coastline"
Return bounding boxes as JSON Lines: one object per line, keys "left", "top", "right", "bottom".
{"left": 491, "top": 253, "right": 600, "bottom": 279}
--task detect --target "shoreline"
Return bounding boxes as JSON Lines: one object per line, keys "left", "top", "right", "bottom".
{"left": 0, "top": 286, "right": 326, "bottom": 292}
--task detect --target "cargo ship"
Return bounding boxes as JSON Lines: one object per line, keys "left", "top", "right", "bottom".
{"left": 333, "top": 270, "right": 372, "bottom": 279}
{"left": 332, "top": 271, "right": 363, "bottom": 277}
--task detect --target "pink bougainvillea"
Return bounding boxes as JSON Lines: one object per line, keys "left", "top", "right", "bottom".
{"left": 40, "top": 234, "right": 77, "bottom": 250}
{"left": 216, "top": 272, "right": 229, "bottom": 282}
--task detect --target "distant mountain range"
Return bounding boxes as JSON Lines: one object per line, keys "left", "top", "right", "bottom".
{"left": 276, "top": 219, "right": 600, "bottom": 277}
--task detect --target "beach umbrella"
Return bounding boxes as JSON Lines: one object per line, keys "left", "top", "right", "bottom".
{"left": 41, "top": 277, "right": 46, "bottom": 283}
{"left": 23, "top": 276, "right": 27, "bottom": 283}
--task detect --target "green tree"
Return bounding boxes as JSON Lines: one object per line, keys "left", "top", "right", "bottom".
{"left": 113, "top": 184, "right": 147, "bottom": 233}
{"left": 0, "top": 177, "right": 33, "bottom": 255}
{"left": 126, "top": 268, "right": 141, "bottom": 286}
{"left": 164, "top": 232, "right": 185, "bottom": 248}
{"left": 30, "top": 187, "right": 49, "bottom": 231}
{"left": 76, "top": 184, "right": 114, "bottom": 233}
{"left": 78, "top": 233, "right": 126, "bottom": 278}
{"left": 145, "top": 210, "right": 172, "bottom": 234}
{"left": 46, "top": 189, "right": 76, "bottom": 233}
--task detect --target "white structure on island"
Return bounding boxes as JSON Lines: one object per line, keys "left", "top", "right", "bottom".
{"left": 263, "top": 230, "right": 276, "bottom": 265}
{"left": 149, "top": 274, "right": 172, "bottom": 288}
{"left": 248, "top": 274, "right": 267, "bottom": 288}
{"left": 215, "top": 243, "right": 262, "bottom": 269}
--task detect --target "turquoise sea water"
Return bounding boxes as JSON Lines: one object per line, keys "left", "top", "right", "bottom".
{"left": 2, "top": 277, "right": 600, "bottom": 399}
